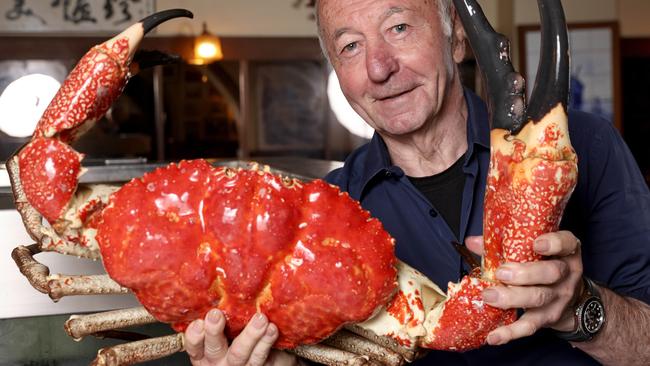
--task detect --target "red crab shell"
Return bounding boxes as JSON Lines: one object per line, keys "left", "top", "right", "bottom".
{"left": 97, "top": 159, "right": 397, "bottom": 348}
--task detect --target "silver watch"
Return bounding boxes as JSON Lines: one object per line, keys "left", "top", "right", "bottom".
{"left": 554, "top": 277, "right": 606, "bottom": 342}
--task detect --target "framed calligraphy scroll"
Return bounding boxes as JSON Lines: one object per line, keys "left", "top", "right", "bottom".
{"left": 1, "top": 0, "right": 155, "bottom": 33}
{"left": 519, "top": 22, "right": 621, "bottom": 131}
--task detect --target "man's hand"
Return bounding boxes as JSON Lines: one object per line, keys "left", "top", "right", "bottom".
{"left": 465, "top": 231, "right": 584, "bottom": 345}
{"left": 184, "top": 309, "right": 298, "bottom": 366}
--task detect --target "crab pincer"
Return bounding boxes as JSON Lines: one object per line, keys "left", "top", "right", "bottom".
{"left": 16, "top": 9, "right": 193, "bottom": 228}
{"left": 349, "top": 0, "right": 577, "bottom": 354}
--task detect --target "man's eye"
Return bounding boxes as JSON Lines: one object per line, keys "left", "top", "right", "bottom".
{"left": 343, "top": 42, "right": 357, "bottom": 53}
{"left": 393, "top": 24, "right": 408, "bottom": 33}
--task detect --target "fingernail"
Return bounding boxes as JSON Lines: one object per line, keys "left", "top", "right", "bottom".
{"left": 265, "top": 323, "right": 277, "bottom": 337}
{"left": 207, "top": 309, "right": 222, "bottom": 324}
{"left": 487, "top": 332, "right": 502, "bottom": 345}
{"left": 191, "top": 319, "right": 204, "bottom": 333}
{"left": 534, "top": 239, "right": 550, "bottom": 253}
{"left": 252, "top": 313, "right": 268, "bottom": 329}
{"left": 483, "top": 289, "right": 499, "bottom": 303}
{"left": 496, "top": 268, "right": 512, "bottom": 281}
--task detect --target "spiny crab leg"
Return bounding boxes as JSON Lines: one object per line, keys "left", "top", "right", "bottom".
{"left": 291, "top": 344, "right": 374, "bottom": 366}
{"left": 12, "top": 244, "right": 128, "bottom": 301}
{"left": 345, "top": 322, "right": 423, "bottom": 362}
{"left": 67, "top": 307, "right": 381, "bottom": 366}
{"left": 65, "top": 307, "right": 157, "bottom": 341}
{"left": 91, "top": 333, "right": 184, "bottom": 366}
{"left": 322, "top": 330, "right": 404, "bottom": 366}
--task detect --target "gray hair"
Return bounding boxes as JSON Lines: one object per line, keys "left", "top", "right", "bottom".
{"left": 315, "top": 0, "right": 453, "bottom": 62}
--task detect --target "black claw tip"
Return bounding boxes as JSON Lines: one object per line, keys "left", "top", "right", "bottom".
{"left": 526, "top": 0, "right": 569, "bottom": 124}
{"left": 453, "top": 0, "right": 568, "bottom": 134}
{"left": 133, "top": 50, "right": 182, "bottom": 70}
{"left": 141, "top": 9, "right": 193, "bottom": 35}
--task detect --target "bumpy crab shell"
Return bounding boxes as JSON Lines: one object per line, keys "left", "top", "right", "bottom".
{"left": 97, "top": 159, "right": 398, "bottom": 349}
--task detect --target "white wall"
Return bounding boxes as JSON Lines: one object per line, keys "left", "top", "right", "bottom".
{"left": 618, "top": 0, "right": 650, "bottom": 37}
{"left": 154, "top": 0, "right": 502, "bottom": 38}
{"left": 155, "top": 0, "right": 317, "bottom": 37}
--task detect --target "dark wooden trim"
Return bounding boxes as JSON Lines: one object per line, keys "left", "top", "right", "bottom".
{"left": 0, "top": 36, "right": 324, "bottom": 62}
{"left": 621, "top": 38, "right": 650, "bottom": 58}
{"left": 518, "top": 22, "right": 622, "bottom": 132}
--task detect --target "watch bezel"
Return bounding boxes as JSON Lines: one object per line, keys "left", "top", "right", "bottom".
{"left": 554, "top": 277, "right": 606, "bottom": 342}
{"left": 579, "top": 295, "right": 605, "bottom": 336}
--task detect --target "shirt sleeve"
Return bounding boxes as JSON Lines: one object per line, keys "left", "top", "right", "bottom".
{"left": 573, "top": 113, "right": 650, "bottom": 303}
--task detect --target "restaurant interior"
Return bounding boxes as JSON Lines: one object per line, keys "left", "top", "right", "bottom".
{"left": 0, "top": 0, "right": 649, "bottom": 364}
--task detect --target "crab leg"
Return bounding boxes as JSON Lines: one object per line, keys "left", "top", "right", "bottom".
{"left": 12, "top": 244, "right": 129, "bottom": 301}
{"left": 92, "top": 333, "right": 184, "bottom": 366}
{"left": 68, "top": 308, "right": 385, "bottom": 366}
{"left": 456, "top": 0, "right": 575, "bottom": 280}
{"left": 322, "top": 330, "right": 404, "bottom": 366}
{"left": 69, "top": 307, "right": 383, "bottom": 366}
{"left": 291, "top": 344, "right": 374, "bottom": 366}
{"left": 65, "top": 307, "right": 157, "bottom": 340}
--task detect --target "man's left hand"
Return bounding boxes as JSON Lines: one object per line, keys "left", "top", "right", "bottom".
{"left": 465, "top": 231, "right": 584, "bottom": 345}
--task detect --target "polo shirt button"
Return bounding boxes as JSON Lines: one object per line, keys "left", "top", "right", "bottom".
{"left": 385, "top": 171, "right": 392, "bottom": 177}
{"left": 429, "top": 208, "right": 438, "bottom": 217}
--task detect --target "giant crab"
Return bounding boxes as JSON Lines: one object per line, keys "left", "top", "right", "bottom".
{"left": 6, "top": 0, "right": 577, "bottom": 365}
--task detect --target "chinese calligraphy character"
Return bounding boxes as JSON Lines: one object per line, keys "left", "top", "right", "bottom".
{"left": 5, "top": 0, "right": 46, "bottom": 24}
{"left": 51, "top": 0, "right": 97, "bottom": 24}
{"left": 104, "top": 0, "right": 140, "bottom": 25}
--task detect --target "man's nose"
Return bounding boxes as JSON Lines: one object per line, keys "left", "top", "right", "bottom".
{"left": 366, "top": 42, "right": 398, "bottom": 83}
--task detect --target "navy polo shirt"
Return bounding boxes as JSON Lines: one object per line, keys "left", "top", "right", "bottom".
{"left": 325, "top": 89, "right": 650, "bottom": 365}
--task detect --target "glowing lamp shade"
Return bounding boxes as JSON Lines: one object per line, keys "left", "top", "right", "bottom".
{"left": 327, "top": 70, "right": 374, "bottom": 140}
{"left": 0, "top": 74, "right": 60, "bottom": 138}
{"left": 192, "top": 22, "right": 223, "bottom": 64}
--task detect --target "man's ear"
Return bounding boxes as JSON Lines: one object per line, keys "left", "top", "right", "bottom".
{"left": 450, "top": 7, "right": 467, "bottom": 64}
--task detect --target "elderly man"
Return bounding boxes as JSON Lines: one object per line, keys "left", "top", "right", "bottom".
{"left": 183, "top": 1, "right": 650, "bottom": 365}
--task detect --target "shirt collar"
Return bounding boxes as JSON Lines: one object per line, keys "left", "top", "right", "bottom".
{"left": 464, "top": 87, "right": 490, "bottom": 150}
{"left": 358, "top": 87, "right": 490, "bottom": 194}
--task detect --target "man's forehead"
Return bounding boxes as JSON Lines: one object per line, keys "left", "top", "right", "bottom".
{"left": 331, "top": 6, "right": 406, "bottom": 39}
{"left": 320, "top": 0, "right": 424, "bottom": 32}
{"left": 319, "top": 0, "right": 431, "bottom": 13}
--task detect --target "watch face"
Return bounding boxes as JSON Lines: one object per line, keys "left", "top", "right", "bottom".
{"left": 582, "top": 297, "right": 605, "bottom": 335}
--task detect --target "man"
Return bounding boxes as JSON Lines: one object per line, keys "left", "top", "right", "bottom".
{"left": 184, "top": 0, "right": 650, "bottom": 365}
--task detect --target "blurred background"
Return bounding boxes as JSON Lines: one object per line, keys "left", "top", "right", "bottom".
{"left": 1, "top": 0, "right": 649, "bottom": 178}
{"left": 0, "top": 0, "right": 649, "bottom": 364}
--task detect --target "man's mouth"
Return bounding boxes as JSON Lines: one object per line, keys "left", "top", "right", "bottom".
{"left": 374, "top": 86, "right": 417, "bottom": 102}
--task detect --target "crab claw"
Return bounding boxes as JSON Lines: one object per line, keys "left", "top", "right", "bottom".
{"left": 456, "top": 0, "right": 576, "bottom": 279}
{"left": 132, "top": 49, "right": 183, "bottom": 71}
{"left": 15, "top": 9, "right": 193, "bottom": 228}
{"left": 32, "top": 8, "right": 193, "bottom": 141}
{"left": 354, "top": 0, "right": 576, "bottom": 354}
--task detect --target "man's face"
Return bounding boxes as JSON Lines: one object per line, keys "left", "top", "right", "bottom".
{"left": 319, "top": 0, "right": 456, "bottom": 137}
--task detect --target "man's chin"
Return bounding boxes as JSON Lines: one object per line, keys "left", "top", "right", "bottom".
{"left": 377, "top": 123, "right": 424, "bottom": 138}
{"left": 373, "top": 112, "right": 424, "bottom": 136}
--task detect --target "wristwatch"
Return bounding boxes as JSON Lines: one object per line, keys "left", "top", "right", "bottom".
{"left": 555, "top": 277, "right": 606, "bottom": 342}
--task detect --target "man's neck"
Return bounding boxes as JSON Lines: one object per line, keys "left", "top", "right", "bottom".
{"left": 381, "top": 81, "right": 469, "bottom": 178}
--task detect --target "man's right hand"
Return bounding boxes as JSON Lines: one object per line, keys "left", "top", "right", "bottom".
{"left": 184, "top": 309, "right": 299, "bottom": 366}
